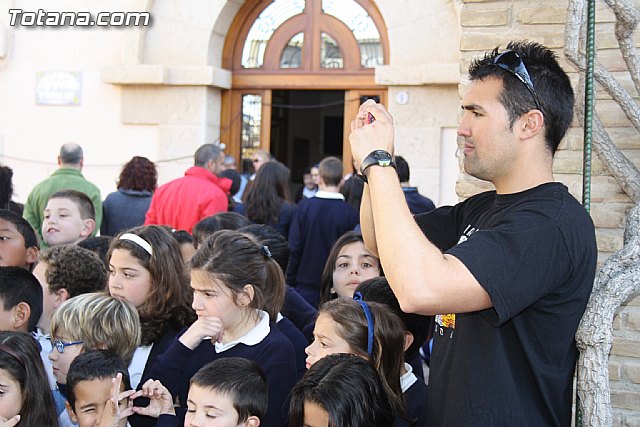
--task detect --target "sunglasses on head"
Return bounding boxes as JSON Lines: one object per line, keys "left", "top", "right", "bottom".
{"left": 493, "top": 50, "right": 542, "bottom": 112}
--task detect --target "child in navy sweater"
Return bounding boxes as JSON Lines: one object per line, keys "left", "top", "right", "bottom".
{"left": 148, "top": 230, "right": 297, "bottom": 427}
{"left": 287, "top": 157, "right": 359, "bottom": 308}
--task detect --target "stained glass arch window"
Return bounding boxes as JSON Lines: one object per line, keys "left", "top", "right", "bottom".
{"left": 234, "top": 0, "right": 387, "bottom": 72}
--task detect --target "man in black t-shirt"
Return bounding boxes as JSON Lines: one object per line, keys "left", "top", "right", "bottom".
{"left": 348, "top": 41, "right": 596, "bottom": 426}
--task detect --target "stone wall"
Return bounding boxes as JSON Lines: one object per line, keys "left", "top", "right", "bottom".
{"left": 459, "top": 1, "right": 639, "bottom": 425}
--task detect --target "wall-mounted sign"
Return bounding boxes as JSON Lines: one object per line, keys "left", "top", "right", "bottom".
{"left": 396, "top": 91, "right": 409, "bottom": 105}
{"left": 35, "top": 71, "right": 81, "bottom": 106}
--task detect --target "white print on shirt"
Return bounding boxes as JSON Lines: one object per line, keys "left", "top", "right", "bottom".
{"left": 434, "top": 224, "right": 480, "bottom": 339}
{"left": 457, "top": 224, "right": 479, "bottom": 245}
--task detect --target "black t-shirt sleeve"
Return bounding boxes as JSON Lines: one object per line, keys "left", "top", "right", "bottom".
{"left": 414, "top": 204, "right": 461, "bottom": 251}
{"left": 446, "top": 212, "right": 572, "bottom": 326}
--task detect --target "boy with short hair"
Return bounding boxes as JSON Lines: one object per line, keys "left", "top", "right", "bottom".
{"left": 0, "top": 266, "right": 43, "bottom": 333}
{"left": 48, "top": 292, "right": 141, "bottom": 426}
{"left": 287, "top": 156, "right": 359, "bottom": 307}
{"left": 42, "top": 189, "right": 96, "bottom": 247}
{"left": 65, "top": 350, "right": 132, "bottom": 427}
{"left": 151, "top": 357, "right": 268, "bottom": 427}
{"left": 0, "top": 209, "right": 39, "bottom": 271}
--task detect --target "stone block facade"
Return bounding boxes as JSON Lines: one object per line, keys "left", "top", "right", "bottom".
{"left": 460, "top": 0, "right": 640, "bottom": 422}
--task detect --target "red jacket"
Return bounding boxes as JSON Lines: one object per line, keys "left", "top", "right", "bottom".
{"left": 144, "top": 166, "right": 232, "bottom": 233}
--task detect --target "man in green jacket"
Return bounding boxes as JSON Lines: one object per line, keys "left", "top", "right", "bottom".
{"left": 23, "top": 143, "right": 102, "bottom": 246}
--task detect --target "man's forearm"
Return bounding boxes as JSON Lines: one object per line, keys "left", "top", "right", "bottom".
{"left": 359, "top": 185, "right": 379, "bottom": 258}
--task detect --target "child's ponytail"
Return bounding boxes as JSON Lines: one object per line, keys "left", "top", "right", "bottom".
{"left": 260, "top": 246, "right": 286, "bottom": 320}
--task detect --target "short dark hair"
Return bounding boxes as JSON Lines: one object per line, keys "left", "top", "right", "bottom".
{"left": 0, "top": 209, "right": 39, "bottom": 250}
{"left": 59, "top": 143, "right": 83, "bottom": 165}
{"left": 117, "top": 156, "right": 157, "bottom": 192}
{"left": 48, "top": 190, "right": 95, "bottom": 220}
{"left": 355, "top": 276, "right": 430, "bottom": 358}
{"left": 194, "top": 144, "right": 222, "bottom": 167}
{"left": 239, "top": 224, "right": 290, "bottom": 274}
{"left": 468, "top": 41, "right": 574, "bottom": 154}
{"left": 0, "top": 267, "right": 43, "bottom": 332}
{"left": 394, "top": 156, "right": 410, "bottom": 183}
{"left": 38, "top": 244, "right": 107, "bottom": 297}
{"left": 220, "top": 168, "right": 242, "bottom": 196}
{"left": 192, "top": 212, "right": 250, "bottom": 248}
{"left": 77, "top": 236, "right": 113, "bottom": 270}
{"left": 66, "top": 350, "right": 131, "bottom": 410}
{"left": 289, "top": 354, "right": 395, "bottom": 427}
{"left": 170, "top": 229, "right": 194, "bottom": 245}
{"left": 191, "top": 357, "right": 268, "bottom": 423}
{"left": 319, "top": 157, "right": 343, "bottom": 187}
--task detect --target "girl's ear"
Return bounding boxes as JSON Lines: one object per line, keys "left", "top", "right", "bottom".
{"left": 244, "top": 416, "right": 260, "bottom": 427}
{"left": 239, "top": 284, "right": 255, "bottom": 306}
{"left": 403, "top": 331, "right": 414, "bottom": 353}
{"left": 329, "top": 287, "right": 336, "bottom": 295}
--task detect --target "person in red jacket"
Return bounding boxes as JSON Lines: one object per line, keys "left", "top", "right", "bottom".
{"left": 144, "top": 144, "right": 231, "bottom": 233}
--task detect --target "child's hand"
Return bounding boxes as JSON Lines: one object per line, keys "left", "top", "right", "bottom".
{"left": 179, "top": 316, "right": 224, "bottom": 349}
{"left": 0, "top": 415, "right": 20, "bottom": 427}
{"left": 98, "top": 373, "right": 135, "bottom": 427}
{"left": 129, "top": 379, "right": 175, "bottom": 418}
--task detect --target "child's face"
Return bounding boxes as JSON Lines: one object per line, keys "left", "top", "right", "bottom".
{"left": 48, "top": 331, "right": 84, "bottom": 384}
{"left": 190, "top": 270, "right": 245, "bottom": 331}
{"left": 0, "top": 368, "right": 22, "bottom": 420}
{"left": 331, "top": 241, "right": 380, "bottom": 299}
{"left": 302, "top": 401, "right": 329, "bottom": 427}
{"left": 185, "top": 385, "right": 254, "bottom": 427}
{"left": 305, "top": 313, "right": 353, "bottom": 370}
{"left": 42, "top": 198, "right": 92, "bottom": 246}
{"left": 303, "top": 173, "right": 315, "bottom": 190}
{"left": 67, "top": 377, "right": 128, "bottom": 427}
{"left": 0, "top": 218, "right": 37, "bottom": 269}
{"left": 310, "top": 167, "right": 320, "bottom": 185}
{"left": 108, "top": 248, "right": 152, "bottom": 308}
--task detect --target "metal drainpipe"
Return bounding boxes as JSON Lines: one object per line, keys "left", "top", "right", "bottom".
{"left": 583, "top": 0, "right": 595, "bottom": 213}
{"left": 576, "top": 1, "right": 596, "bottom": 426}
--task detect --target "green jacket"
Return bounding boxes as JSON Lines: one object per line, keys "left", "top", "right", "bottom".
{"left": 23, "top": 168, "right": 102, "bottom": 245}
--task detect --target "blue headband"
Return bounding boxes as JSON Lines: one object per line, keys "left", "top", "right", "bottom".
{"left": 353, "top": 292, "right": 374, "bottom": 356}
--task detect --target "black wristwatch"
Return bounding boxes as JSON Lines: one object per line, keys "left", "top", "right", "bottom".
{"left": 357, "top": 150, "right": 396, "bottom": 183}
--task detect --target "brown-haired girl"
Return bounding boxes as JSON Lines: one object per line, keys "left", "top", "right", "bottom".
{"left": 147, "top": 230, "right": 297, "bottom": 427}
{"left": 305, "top": 297, "right": 411, "bottom": 424}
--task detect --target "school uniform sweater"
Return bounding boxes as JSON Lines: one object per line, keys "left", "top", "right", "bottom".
{"left": 286, "top": 192, "right": 359, "bottom": 307}
{"left": 148, "top": 312, "right": 297, "bottom": 427}
{"left": 276, "top": 313, "right": 308, "bottom": 378}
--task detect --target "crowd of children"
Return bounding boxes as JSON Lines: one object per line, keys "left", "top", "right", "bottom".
{"left": 0, "top": 152, "right": 433, "bottom": 427}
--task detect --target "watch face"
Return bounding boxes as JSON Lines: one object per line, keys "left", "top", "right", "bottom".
{"left": 374, "top": 150, "right": 392, "bottom": 163}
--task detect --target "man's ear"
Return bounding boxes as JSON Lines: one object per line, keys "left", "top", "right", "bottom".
{"left": 80, "top": 219, "right": 96, "bottom": 238}
{"left": 65, "top": 400, "right": 79, "bottom": 424}
{"left": 53, "top": 288, "right": 71, "bottom": 308}
{"left": 403, "top": 331, "right": 414, "bottom": 353}
{"left": 519, "top": 109, "right": 544, "bottom": 140}
{"left": 12, "top": 302, "right": 31, "bottom": 331}
{"left": 244, "top": 415, "right": 260, "bottom": 427}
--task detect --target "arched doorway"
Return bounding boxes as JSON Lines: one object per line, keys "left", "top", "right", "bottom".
{"left": 221, "top": 0, "right": 389, "bottom": 185}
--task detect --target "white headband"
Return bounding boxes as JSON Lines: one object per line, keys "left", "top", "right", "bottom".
{"left": 119, "top": 233, "right": 153, "bottom": 255}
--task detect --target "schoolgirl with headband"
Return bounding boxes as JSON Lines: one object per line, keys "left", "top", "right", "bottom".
{"left": 147, "top": 230, "right": 298, "bottom": 427}
{"left": 0, "top": 331, "right": 58, "bottom": 426}
{"left": 106, "top": 225, "right": 195, "bottom": 427}
{"left": 305, "top": 296, "right": 411, "bottom": 424}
